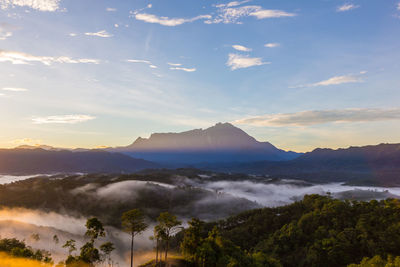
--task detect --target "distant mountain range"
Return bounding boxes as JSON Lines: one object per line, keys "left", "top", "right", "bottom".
{"left": 204, "top": 143, "right": 400, "bottom": 185}
{"left": 110, "top": 122, "right": 299, "bottom": 164}
{"left": 1, "top": 123, "right": 400, "bottom": 185}
{"left": 0, "top": 148, "right": 158, "bottom": 175}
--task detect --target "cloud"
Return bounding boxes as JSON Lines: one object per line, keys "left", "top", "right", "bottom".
{"left": 232, "top": 44, "right": 252, "bottom": 52}
{"left": 397, "top": 2, "right": 400, "bottom": 10}
{"left": 265, "top": 42, "right": 280, "bottom": 48}
{"left": 170, "top": 67, "right": 196, "bottom": 72}
{"left": 69, "top": 33, "right": 77, "bottom": 37}
{"left": 125, "top": 59, "right": 158, "bottom": 69}
{"left": 215, "top": 0, "right": 251, "bottom": 8}
{"left": 291, "top": 72, "right": 366, "bottom": 88}
{"left": 167, "top": 62, "right": 182, "bottom": 66}
{"left": 0, "top": 22, "right": 17, "bottom": 40}
{"left": 226, "top": 53, "right": 269, "bottom": 70}
{"left": 0, "top": 50, "right": 100, "bottom": 65}
{"left": 337, "top": 4, "right": 360, "bottom": 12}
{"left": 11, "top": 138, "right": 40, "bottom": 144}
{"left": 0, "top": 29, "right": 12, "bottom": 40}
{"left": 207, "top": 3, "right": 296, "bottom": 24}
{"left": 85, "top": 30, "right": 113, "bottom": 38}
{"left": 134, "top": 13, "right": 211, "bottom": 26}
{"left": 2, "top": 87, "right": 28, "bottom": 92}
{"left": 0, "top": 0, "right": 60, "bottom": 11}
{"left": 235, "top": 108, "right": 400, "bottom": 127}
{"left": 126, "top": 59, "right": 151, "bottom": 64}
{"left": 106, "top": 7, "right": 116, "bottom": 12}
{"left": 32, "top": 115, "right": 95, "bottom": 124}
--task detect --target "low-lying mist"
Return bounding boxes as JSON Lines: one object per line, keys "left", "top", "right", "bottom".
{"left": 1, "top": 172, "right": 400, "bottom": 266}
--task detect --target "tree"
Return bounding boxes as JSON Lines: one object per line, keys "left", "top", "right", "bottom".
{"left": 121, "top": 209, "right": 148, "bottom": 267}
{"left": 63, "top": 239, "right": 77, "bottom": 256}
{"left": 85, "top": 217, "right": 105, "bottom": 242}
{"left": 30, "top": 233, "right": 40, "bottom": 242}
{"left": 181, "top": 218, "right": 204, "bottom": 263}
{"left": 157, "top": 212, "right": 182, "bottom": 263}
{"left": 100, "top": 242, "right": 115, "bottom": 267}
{"left": 153, "top": 224, "right": 167, "bottom": 266}
{"left": 53, "top": 235, "right": 59, "bottom": 245}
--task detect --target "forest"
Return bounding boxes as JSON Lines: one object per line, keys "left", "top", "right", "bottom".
{"left": 3, "top": 194, "right": 400, "bottom": 266}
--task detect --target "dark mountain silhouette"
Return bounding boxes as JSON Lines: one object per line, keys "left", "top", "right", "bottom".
{"left": 111, "top": 122, "right": 299, "bottom": 164}
{"left": 202, "top": 143, "right": 400, "bottom": 185}
{"left": 0, "top": 148, "right": 159, "bottom": 175}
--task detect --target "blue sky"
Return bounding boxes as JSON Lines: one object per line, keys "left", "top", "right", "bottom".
{"left": 0, "top": 0, "right": 399, "bottom": 152}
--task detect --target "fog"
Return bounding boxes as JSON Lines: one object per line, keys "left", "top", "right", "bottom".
{"left": 188, "top": 179, "right": 400, "bottom": 207}
{"left": 0, "top": 208, "right": 156, "bottom": 266}
{"left": 2, "top": 174, "right": 400, "bottom": 266}
{"left": 0, "top": 174, "right": 47, "bottom": 185}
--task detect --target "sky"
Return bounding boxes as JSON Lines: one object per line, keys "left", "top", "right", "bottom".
{"left": 0, "top": 0, "right": 399, "bottom": 152}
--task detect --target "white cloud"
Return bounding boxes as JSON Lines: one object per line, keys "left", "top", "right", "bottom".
{"left": 397, "top": 2, "right": 400, "bottom": 10}
{"left": 85, "top": 30, "right": 113, "bottom": 38}
{"left": 106, "top": 7, "right": 116, "bottom": 12}
{"left": 126, "top": 59, "right": 158, "bottom": 69}
{"left": 0, "top": 50, "right": 100, "bottom": 65}
{"left": 69, "top": 33, "right": 77, "bottom": 37}
{"left": 134, "top": 13, "right": 211, "bottom": 26}
{"left": 114, "top": 24, "right": 119, "bottom": 28}
{"left": 0, "top": 30, "right": 11, "bottom": 40}
{"left": 0, "top": 22, "right": 16, "bottom": 40}
{"left": 292, "top": 72, "right": 365, "bottom": 88}
{"left": 207, "top": 4, "right": 296, "bottom": 24}
{"left": 232, "top": 44, "right": 252, "bottom": 52}
{"left": 250, "top": 9, "right": 296, "bottom": 19}
{"left": 2, "top": 87, "right": 28, "bottom": 92}
{"left": 126, "top": 59, "right": 151, "bottom": 64}
{"left": 32, "top": 114, "right": 95, "bottom": 124}
{"left": 215, "top": 1, "right": 252, "bottom": 8}
{"left": 170, "top": 67, "right": 196, "bottom": 72}
{"left": 235, "top": 108, "right": 400, "bottom": 127}
{"left": 264, "top": 42, "right": 280, "bottom": 48}
{"left": 226, "top": 53, "right": 269, "bottom": 70}
{"left": 337, "top": 4, "right": 360, "bottom": 12}
{"left": 167, "top": 62, "right": 182, "bottom": 66}
{"left": 0, "top": 0, "right": 60, "bottom": 11}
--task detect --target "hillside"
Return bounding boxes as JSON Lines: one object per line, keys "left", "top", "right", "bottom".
{"left": 203, "top": 143, "right": 400, "bottom": 185}
{"left": 0, "top": 148, "right": 158, "bottom": 175}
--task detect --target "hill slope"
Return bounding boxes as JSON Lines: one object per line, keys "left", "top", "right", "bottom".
{"left": 204, "top": 143, "right": 400, "bottom": 185}
{"left": 0, "top": 148, "right": 158, "bottom": 175}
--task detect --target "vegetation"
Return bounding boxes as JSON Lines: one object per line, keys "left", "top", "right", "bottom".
{"left": 173, "top": 194, "right": 400, "bottom": 267}
{"left": 121, "top": 209, "right": 149, "bottom": 267}
{"left": 0, "top": 237, "right": 52, "bottom": 263}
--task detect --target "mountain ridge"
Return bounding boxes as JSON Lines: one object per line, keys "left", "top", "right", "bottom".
{"left": 110, "top": 122, "right": 299, "bottom": 164}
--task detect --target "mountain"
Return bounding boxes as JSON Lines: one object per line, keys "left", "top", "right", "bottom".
{"left": 0, "top": 148, "right": 159, "bottom": 175}
{"left": 111, "top": 122, "right": 299, "bottom": 164}
{"left": 204, "top": 143, "right": 400, "bottom": 185}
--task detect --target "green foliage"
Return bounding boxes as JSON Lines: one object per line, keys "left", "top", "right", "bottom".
{"left": 121, "top": 209, "right": 148, "bottom": 235}
{"left": 207, "top": 195, "right": 400, "bottom": 267}
{"left": 63, "top": 239, "right": 77, "bottom": 256}
{"left": 85, "top": 217, "right": 105, "bottom": 241}
{"left": 348, "top": 255, "right": 400, "bottom": 267}
{"left": 0, "top": 237, "right": 52, "bottom": 263}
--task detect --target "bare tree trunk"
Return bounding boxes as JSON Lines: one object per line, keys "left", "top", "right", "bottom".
{"left": 165, "top": 238, "right": 169, "bottom": 265}
{"left": 130, "top": 233, "right": 134, "bottom": 267}
{"left": 155, "top": 238, "right": 159, "bottom": 266}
